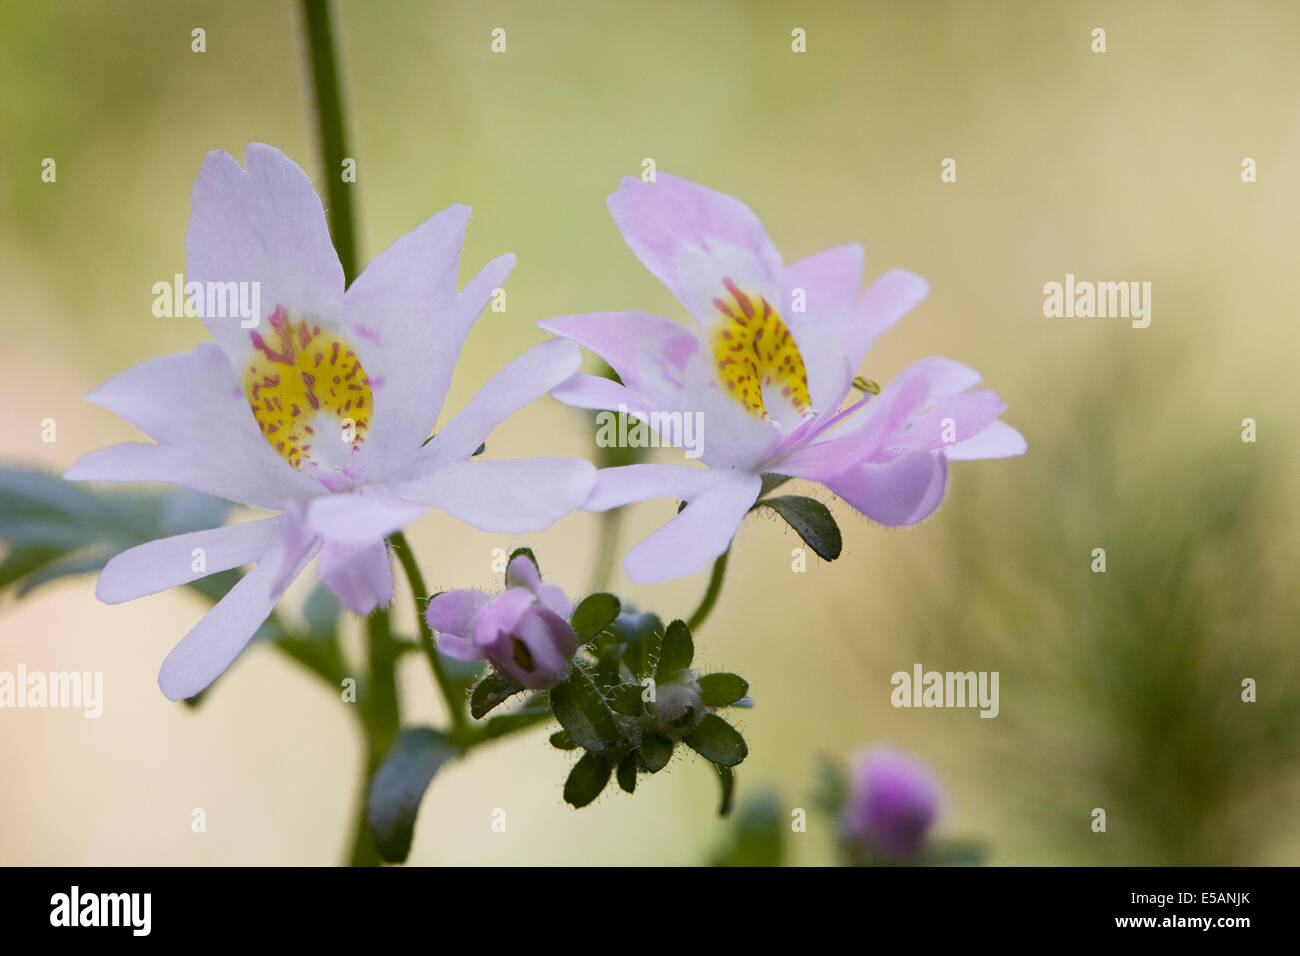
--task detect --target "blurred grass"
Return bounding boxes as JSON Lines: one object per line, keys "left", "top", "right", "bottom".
{"left": 1, "top": 0, "right": 1298, "bottom": 864}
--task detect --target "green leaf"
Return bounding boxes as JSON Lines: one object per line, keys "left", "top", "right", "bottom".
{"left": 506, "top": 547, "right": 539, "bottom": 579}
{"left": 697, "top": 673, "right": 749, "bottom": 708}
{"left": 366, "top": 727, "right": 460, "bottom": 863}
{"left": 564, "top": 752, "right": 611, "bottom": 808}
{"left": 470, "top": 672, "right": 524, "bottom": 719}
{"left": 570, "top": 592, "right": 621, "bottom": 643}
{"left": 758, "top": 495, "right": 842, "bottom": 560}
{"left": 550, "top": 667, "right": 621, "bottom": 751}
{"left": 609, "top": 683, "right": 645, "bottom": 716}
{"left": 616, "top": 754, "right": 638, "bottom": 794}
{"left": 638, "top": 731, "right": 674, "bottom": 773}
{"left": 549, "top": 730, "right": 578, "bottom": 750}
{"left": 714, "top": 763, "right": 735, "bottom": 817}
{"left": 614, "top": 610, "right": 665, "bottom": 677}
{"left": 656, "top": 619, "right": 694, "bottom": 679}
{"left": 683, "top": 714, "right": 748, "bottom": 767}
{"left": 472, "top": 442, "right": 486, "bottom": 457}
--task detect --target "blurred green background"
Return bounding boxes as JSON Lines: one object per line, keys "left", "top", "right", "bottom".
{"left": 1, "top": 0, "right": 1298, "bottom": 864}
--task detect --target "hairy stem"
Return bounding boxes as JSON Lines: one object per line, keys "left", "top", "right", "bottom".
{"left": 391, "top": 531, "right": 469, "bottom": 737}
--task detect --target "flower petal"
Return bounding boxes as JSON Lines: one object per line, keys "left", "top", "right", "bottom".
{"left": 607, "top": 174, "right": 784, "bottom": 322}
{"left": 97, "top": 517, "right": 283, "bottom": 604}
{"left": 66, "top": 343, "right": 321, "bottom": 509}
{"left": 944, "top": 420, "right": 1027, "bottom": 460}
{"left": 420, "top": 338, "right": 582, "bottom": 464}
{"left": 825, "top": 449, "right": 948, "bottom": 527}
{"left": 782, "top": 243, "right": 864, "bottom": 321}
{"left": 389, "top": 458, "right": 596, "bottom": 533}
{"left": 157, "top": 534, "right": 319, "bottom": 700}
{"left": 305, "top": 487, "right": 425, "bottom": 546}
{"left": 581, "top": 463, "right": 719, "bottom": 512}
{"left": 186, "top": 144, "right": 345, "bottom": 364}
{"left": 317, "top": 538, "right": 394, "bottom": 615}
{"left": 426, "top": 589, "right": 490, "bottom": 638}
{"left": 343, "top": 204, "right": 515, "bottom": 469}
{"left": 846, "top": 269, "right": 930, "bottom": 369}
{"left": 622, "top": 472, "right": 762, "bottom": 583}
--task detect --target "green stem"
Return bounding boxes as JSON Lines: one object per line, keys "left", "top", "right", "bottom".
{"left": 687, "top": 549, "right": 729, "bottom": 633}
{"left": 391, "top": 531, "right": 469, "bottom": 737}
{"left": 301, "top": 0, "right": 357, "bottom": 283}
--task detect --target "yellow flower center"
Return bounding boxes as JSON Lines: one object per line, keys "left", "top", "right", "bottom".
{"left": 710, "top": 278, "right": 811, "bottom": 421}
{"left": 242, "top": 307, "right": 372, "bottom": 472}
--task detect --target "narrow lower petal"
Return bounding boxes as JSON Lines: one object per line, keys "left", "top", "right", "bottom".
{"left": 582, "top": 463, "right": 719, "bottom": 512}
{"left": 157, "top": 535, "right": 319, "bottom": 700}
{"left": 342, "top": 203, "right": 516, "bottom": 465}
{"left": 420, "top": 338, "right": 582, "bottom": 464}
{"left": 305, "top": 487, "right": 425, "bottom": 546}
{"left": 97, "top": 517, "right": 283, "bottom": 604}
{"left": 944, "top": 420, "right": 1027, "bottom": 460}
{"left": 622, "top": 473, "right": 762, "bottom": 583}
{"left": 390, "top": 458, "right": 596, "bottom": 533}
{"left": 317, "top": 538, "right": 394, "bottom": 615}
{"left": 826, "top": 449, "right": 948, "bottom": 527}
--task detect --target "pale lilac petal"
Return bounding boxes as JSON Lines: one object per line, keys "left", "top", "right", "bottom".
{"left": 505, "top": 553, "right": 542, "bottom": 591}
{"left": 317, "top": 538, "right": 393, "bottom": 615}
{"left": 538, "top": 311, "right": 698, "bottom": 411}
{"left": 436, "top": 633, "right": 481, "bottom": 662}
{"left": 944, "top": 420, "right": 1027, "bottom": 460}
{"left": 623, "top": 473, "right": 762, "bottom": 583}
{"left": 186, "top": 144, "right": 345, "bottom": 363}
{"left": 846, "top": 269, "right": 930, "bottom": 368}
{"left": 582, "top": 463, "right": 718, "bottom": 512}
{"left": 607, "top": 174, "right": 784, "bottom": 321}
{"left": 548, "top": 372, "right": 634, "bottom": 411}
{"left": 497, "top": 606, "right": 577, "bottom": 689}
{"left": 157, "top": 535, "right": 320, "bottom": 700}
{"left": 782, "top": 243, "right": 864, "bottom": 320}
{"left": 97, "top": 517, "right": 282, "bottom": 604}
{"left": 388, "top": 458, "right": 595, "bottom": 533}
{"left": 535, "top": 582, "right": 571, "bottom": 619}
{"left": 421, "top": 338, "right": 582, "bottom": 464}
{"left": 343, "top": 204, "right": 515, "bottom": 467}
{"left": 426, "top": 589, "right": 490, "bottom": 638}
{"left": 305, "top": 487, "right": 425, "bottom": 545}
{"left": 471, "top": 588, "right": 536, "bottom": 647}
{"left": 66, "top": 343, "right": 321, "bottom": 509}
{"left": 826, "top": 449, "right": 948, "bottom": 527}
{"left": 770, "top": 357, "right": 981, "bottom": 481}
{"left": 875, "top": 390, "right": 1009, "bottom": 461}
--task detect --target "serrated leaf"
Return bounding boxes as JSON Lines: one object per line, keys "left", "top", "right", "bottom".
{"left": 656, "top": 619, "right": 694, "bottom": 679}
{"left": 570, "top": 592, "right": 620, "bottom": 643}
{"left": 639, "top": 731, "right": 674, "bottom": 773}
{"left": 758, "top": 495, "right": 842, "bottom": 561}
{"left": 564, "top": 752, "right": 611, "bottom": 808}
{"left": 609, "top": 683, "right": 645, "bottom": 716}
{"left": 470, "top": 672, "right": 524, "bottom": 719}
{"left": 683, "top": 714, "right": 748, "bottom": 767}
{"left": 550, "top": 668, "right": 620, "bottom": 751}
{"left": 697, "top": 673, "right": 749, "bottom": 708}
{"left": 617, "top": 754, "right": 638, "bottom": 794}
{"left": 366, "top": 728, "right": 460, "bottom": 863}
{"left": 549, "top": 730, "right": 578, "bottom": 750}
